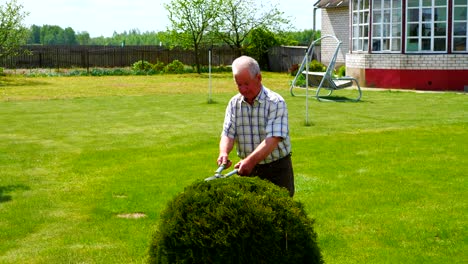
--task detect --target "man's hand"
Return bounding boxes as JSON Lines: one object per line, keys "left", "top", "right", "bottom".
{"left": 217, "top": 155, "right": 232, "bottom": 169}
{"left": 234, "top": 137, "right": 282, "bottom": 176}
{"left": 218, "top": 136, "right": 235, "bottom": 169}
{"left": 234, "top": 159, "right": 255, "bottom": 176}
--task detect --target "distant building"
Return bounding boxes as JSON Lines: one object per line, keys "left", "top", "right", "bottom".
{"left": 315, "top": 0, "right": 468, "bottom": 91}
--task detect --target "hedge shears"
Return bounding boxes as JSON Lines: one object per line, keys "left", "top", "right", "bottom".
{"left": 205, "top": 163, "right": 238, "bottom": 181}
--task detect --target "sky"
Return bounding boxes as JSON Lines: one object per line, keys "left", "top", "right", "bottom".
{"left": 5, "top": 0, "right": 321, "bottom": 38}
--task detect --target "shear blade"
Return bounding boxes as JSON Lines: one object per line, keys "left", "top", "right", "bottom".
{"left": 205, "top": 175, "right": 221, "bottom": 181}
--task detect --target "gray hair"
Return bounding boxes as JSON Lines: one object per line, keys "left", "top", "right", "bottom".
{"left": 232, "top": 56, "right": 261, "bottom": 78}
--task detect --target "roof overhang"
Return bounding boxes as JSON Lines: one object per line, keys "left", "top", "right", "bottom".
{"left": 314, "top": 0, "right": 349, "bottom": 8}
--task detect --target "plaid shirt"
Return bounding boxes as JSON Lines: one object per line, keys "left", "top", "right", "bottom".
{"left": 222, "top": 86, "right": 291, "bottom": 164}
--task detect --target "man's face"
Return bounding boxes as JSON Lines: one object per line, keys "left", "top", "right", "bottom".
{"left": 234, "top": 68, "right": 262, "bottom": 102}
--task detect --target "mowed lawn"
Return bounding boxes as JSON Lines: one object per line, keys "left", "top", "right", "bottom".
{"left": 0, "top": 73, "right": 466, "bottom": 263}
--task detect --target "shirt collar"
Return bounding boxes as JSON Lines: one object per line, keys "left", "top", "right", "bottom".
{"left": 242, "top": 86, "right": 265, "bottom": 105}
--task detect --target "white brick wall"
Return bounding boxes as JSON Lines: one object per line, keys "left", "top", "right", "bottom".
{"left": 346, "top": 53, "right": 468, "bottom": 70}
{"left": 321, "top": 7, "right": 349, "bottom": 66}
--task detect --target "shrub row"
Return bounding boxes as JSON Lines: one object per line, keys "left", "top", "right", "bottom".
{"left": 8, "top": 59, "right": 232, "bottom": 77}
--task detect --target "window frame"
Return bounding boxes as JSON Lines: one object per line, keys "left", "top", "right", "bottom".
{"left": 372, "top": 0, "right": 403, "bottom": 53}
{"left": 352, "top": 0, "right": 371, "bottom": 52}
{"left": 405, "top": 0, "right": 449, "bottom": 53}
{"left": 452, "top": 0, "right": 468, "bottom": 52}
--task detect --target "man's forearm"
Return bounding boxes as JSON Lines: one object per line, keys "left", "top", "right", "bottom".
{"left": 243, "top": 137, "right": 281, "bottom": 167}
{"left": 234, "top": 136, "right": 281, "bottom": 175}
{"left": 218, "top": 135, "right": 235, "bottom": 165}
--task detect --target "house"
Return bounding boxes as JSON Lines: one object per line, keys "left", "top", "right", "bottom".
{"left": 315, "top": 0, "right": 468, "bottom": 91}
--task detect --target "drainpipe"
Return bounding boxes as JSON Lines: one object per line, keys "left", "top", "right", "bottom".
{"left": 313, "top": 7, "right": 317, "bottom": 41}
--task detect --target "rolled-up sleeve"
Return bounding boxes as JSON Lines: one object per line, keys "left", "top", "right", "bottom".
{"left": 266, "top": 100, "right": 288, "bottom": 139}
{"left": 221, "top": 98, "right": 237, "bottom": 138}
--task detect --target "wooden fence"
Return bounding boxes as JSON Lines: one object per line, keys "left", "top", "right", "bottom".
{"left": 268, "top": 45, "right": 320, "bottom": 72}
{"left": 0, "top": 45, "right": 320, "bottom": 72}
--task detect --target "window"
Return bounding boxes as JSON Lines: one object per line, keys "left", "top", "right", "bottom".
{"left": 406, "top": 0, "right": 448, "bottom": 52}
{"left": 453, "top": 0, "right": 468, "bottom": 52}
{"left": 352, "top": 0, "right": 370, "bottom": 51}
{"left": 372, "top": 0, "right": 403, "bottom": 52}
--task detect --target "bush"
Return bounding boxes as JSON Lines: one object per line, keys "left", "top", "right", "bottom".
{"left": 289, "top": 60, "right": 326, "bottom": 79}
{"left": 289, "top": 63, "right": 300, "bottom": 76}
{"left": 152, "top": 61, "right": 165, "bottom": 73}
{"left": 199, "top": 64, "right": 232, "bottom": 73}
{"left": 164, "top": 59, "right": 185, "bottom": 74}
{"left": 291, "top": 74, "right": 307, "bottom": 87}
{"left": 337, "top": 65, "right": 346, "bottom": 77}
{"left": 148, "top": 177, "right": 323, "bottom": 264}
{"left": 114, "top": 68, "right": 133, "bottom": 76}
{"left": 308, "top": 60, "right": 326, "bottom": 72}
{"left": 132, "top": 60, "right": 153, "bottom": 72}
{"left": 90, "top": 68, "right": 106, "bottom": 76}
{"left": 68, "top": 69, "right": 88, "bottom": 76}
{"left": 217, "top": 64, "right": 232, "bottom": 73}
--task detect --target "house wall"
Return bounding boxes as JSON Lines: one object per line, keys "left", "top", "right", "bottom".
{"left": 347, "top": 53, "right": 468, "bottom": 91}
{"left": 321, "top": 7, "right": 349, "bottom": 67}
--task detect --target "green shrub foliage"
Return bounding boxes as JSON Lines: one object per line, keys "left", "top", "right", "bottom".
{"left": 152, "top": 61, "right": 166, "bottom": 73}
{"left": 132, "top": 60, "right": 153, "bottom": 72}
{"left": 337, "top": 65, "right": 346, "bottom": 77}
{"left": 308, "top": 60, "right": 326, "bottom": 72}
{"left": 148, "top": 177, "right": 323, "bottom": 264}
{"left": 164, "top": 59, "right": 185, "bottom": 74}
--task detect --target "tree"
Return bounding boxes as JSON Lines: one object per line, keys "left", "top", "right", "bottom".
{"left": 245, "top": 27, "right": 280, "bottom": 70}
{"left": 28, "top": 24, "right": 41, "bottom": 44}
{"left": 40, "top": 25, "right": 63, "bottom": 45}
{"left": 27, "top": 24, "right": 80, "bottom": 45}
{"left": 63, "top": 27, "right": 77, "bottom": 45}
{"left": 0, "top": 0, "right": 30, "bottom": 58}
{"left": 215, "top": 0, "right": 290, "bottom": 57}
{"left": 76, "top": 31, "right": 91, "bottom": 45}
{"left": 164, "top": 0, "right": 221, "bottom": 74}
{"left": 279, "top": 29, "right": 321, "bottom": 46}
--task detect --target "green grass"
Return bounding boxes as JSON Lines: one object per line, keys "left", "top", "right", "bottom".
{"left": 0, "top": 73, "right": 466, "bottom": 263}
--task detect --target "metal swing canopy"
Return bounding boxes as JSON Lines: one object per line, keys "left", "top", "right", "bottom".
{"left": 289, "top": 34, "right": 362, "bottom": 102}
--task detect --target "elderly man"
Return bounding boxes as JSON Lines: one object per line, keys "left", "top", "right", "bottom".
{"left": 217, "top": 56, "right": 295, "bottom": 197}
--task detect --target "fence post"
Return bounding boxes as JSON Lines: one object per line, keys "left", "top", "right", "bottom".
{"left": 305, "top": 48, "right": 311, "bottom": 126}
{"left": 208, "top": 47, "right": 213, "bottom": 103}
{"left": 56, "top": 48, "right": 59, "bottom": 71}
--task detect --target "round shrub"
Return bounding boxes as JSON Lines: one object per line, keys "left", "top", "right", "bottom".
{"left": 164, "top": 59, "right": 185, "bottom": 74}
{"left": 152, "top": 61, "right": 166, "bottom": 73}
{"left": 308, "top": 60, "right": 326, "bottom": 72}
{"left": 132, "top": 60, "right": 153, "bottom": 72}
{"left": 148, "top": 177, "right": 323, "bottom": 264}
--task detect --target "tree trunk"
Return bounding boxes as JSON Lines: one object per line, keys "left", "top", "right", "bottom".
{"left": 194, "top": 45, "right": 201, "bottom": 74}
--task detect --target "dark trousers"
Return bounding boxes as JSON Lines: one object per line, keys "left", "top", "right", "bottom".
{"left": 251, "top": 154, "right": 295, "bottom": 197}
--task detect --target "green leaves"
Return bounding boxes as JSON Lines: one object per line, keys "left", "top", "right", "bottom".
{"left": 0, "top": 0, "right": 30, "bottom": 58}
{"left": 149, "top": 177, "right": 323, "bottom": 263}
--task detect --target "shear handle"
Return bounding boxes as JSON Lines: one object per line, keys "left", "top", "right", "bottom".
{"left": 215, "top": 164, "right": 225, "bottom": 174}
